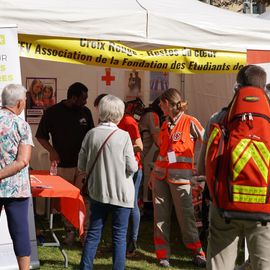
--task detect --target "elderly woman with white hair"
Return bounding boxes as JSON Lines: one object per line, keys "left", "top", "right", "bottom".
{"left": 78, "top": 94, "right": 138, "bottom": 270}
{"left": 0, "top": 84, "right": 34, "bottom": 270}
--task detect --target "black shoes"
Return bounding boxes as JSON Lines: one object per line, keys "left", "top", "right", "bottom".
{"left": 126, "top": 240, "right": 137, "bottom": 257}
{"left": 192, "top": 254, "right": 207, "bottom": 268}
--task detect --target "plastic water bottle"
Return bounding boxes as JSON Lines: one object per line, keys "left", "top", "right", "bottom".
{"left": 50, "top": 161, "right": 58, "bottom": 176}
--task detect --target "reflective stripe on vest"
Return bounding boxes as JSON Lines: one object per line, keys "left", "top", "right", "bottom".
{"left": 232, "top": 184, "right": 267, "bottom": 204}
{"left": 168, "top": 168, "right": 192, "bottom": 182}
{"left": 153, "top": 166, "right": 192, "bottom": 183}
{"left": 233, "top": 194, "right": 267, "bottom": 204}
{"left": 233, "top": 184, "right": 267, "bottom": 195}
{"left": 155, "top": 154, "right": 193, "bottom": 183}
{"left": 157, "top": 155, "right": 193, "bottom": 163}
{"left": 153, "top": 166, "right": 167, "bottom": 180}
{"left": 206, "top": 126, "right": 219, "bottom": 158}
{"left": 232, "top": 139, "right": 270, "bottom": 183}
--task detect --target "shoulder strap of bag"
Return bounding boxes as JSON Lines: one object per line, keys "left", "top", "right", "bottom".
{"left": 85, "top": 129, "right": 118, "bottom": 180}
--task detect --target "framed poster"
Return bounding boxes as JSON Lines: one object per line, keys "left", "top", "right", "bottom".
{"left": 25, "top": 77, "right": 57, "bottom": 124}
{"left": 125, "top": 70, "right": 143, "bottom": 101}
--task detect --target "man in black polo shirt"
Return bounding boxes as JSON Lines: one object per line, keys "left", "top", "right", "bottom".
{"left": 36, "top": 82, "right": 94, "bottom": 245}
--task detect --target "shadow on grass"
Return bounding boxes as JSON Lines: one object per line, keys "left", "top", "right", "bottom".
{"left": 36, "top": 210, "right": 206, "bottom": 269}
{"left": 126, "top": 249, "right": 202, "bottom": 269}
{"left": 39, "top": 259, "right": 77, "bottom": 269}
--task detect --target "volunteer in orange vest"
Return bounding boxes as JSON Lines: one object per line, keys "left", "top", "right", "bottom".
{"left": 150, "top": 88, "right": 206, "bottom": 268}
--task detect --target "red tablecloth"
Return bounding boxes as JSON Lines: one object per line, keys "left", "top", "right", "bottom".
{"left": 30, "top": 170, "right": 86, "bottom": 236}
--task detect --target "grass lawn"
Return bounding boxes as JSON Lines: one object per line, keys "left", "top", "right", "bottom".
{"left": 35, "top": 210, "right": 208, "bottom": 270}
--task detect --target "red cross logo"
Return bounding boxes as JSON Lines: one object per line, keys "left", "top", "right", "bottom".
{"left": 101, "top": 68, "right": 115, "bottom": 86}
{"left": 172, "top": 132, "right": 182, "bottom": 141}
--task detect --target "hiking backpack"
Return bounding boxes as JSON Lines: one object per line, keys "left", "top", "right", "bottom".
{"left": 205, "top": 86, "right": 270, "bottom": 222}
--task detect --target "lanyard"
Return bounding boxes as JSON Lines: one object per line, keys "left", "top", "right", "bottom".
{"left": 167, "top": 112, "right": 183, "bottom": 151}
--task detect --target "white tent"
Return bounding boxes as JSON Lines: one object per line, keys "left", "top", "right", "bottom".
{"left": 259, "top": 10, "right": 270, "bottom": 19}
{"left": 139, "top": 0, "right": 270, "bottom": 52}
{"left": 1, "top": 0, "right": 270, "bottom": 171}
{"left": 0, "top": 0, "right": 270, "bottom": 52}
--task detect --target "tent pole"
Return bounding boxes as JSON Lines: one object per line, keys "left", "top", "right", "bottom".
{"left": 180, "top": 74, "right": 185, "bottom": 101}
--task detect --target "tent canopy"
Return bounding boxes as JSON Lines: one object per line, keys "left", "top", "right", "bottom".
{"left": 0, "top": 0, "right": 147, "bottom": 42}
{"left": 259, "top": 11, "right": 270, "bottom": 19}
{"left": 1, "top": 0, "right": 270, "bottom": 52}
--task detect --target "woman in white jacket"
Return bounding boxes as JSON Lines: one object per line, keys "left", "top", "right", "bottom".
{"left": 78, "top": 94, "right": 138, "bottom": 270}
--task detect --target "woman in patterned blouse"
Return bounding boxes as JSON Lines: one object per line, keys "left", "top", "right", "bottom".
{"left": 0, "top": 84, "right": 34, "bottom": 270}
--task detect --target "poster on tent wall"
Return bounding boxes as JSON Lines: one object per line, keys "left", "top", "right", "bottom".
{"left": 97, "top": 67, "right": 145, "bottom": 102}
{"left": 25, "top": 77, "right": 57, "bottom": 124}
{"left": 0, "top": 26, "right": 21, "bottom": 105}
{"left": 126, "top": 70, "right": 144, "bottom": 101}
{"left": 150, "top": 72, "right": 169, "bottom": 102}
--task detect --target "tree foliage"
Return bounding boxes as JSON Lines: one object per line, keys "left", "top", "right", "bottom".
{"left": 200, "top": 0, "right": 270, "bottom": 12}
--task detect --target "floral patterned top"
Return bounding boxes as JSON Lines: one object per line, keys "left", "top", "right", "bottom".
{"left": 0, "top": 109, "right": 34, "bottom": 197}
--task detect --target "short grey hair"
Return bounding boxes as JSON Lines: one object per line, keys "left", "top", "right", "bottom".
{"left": 2, "top": 84, "right": 27, "bottom": 106}
{"left": 98, "top": 94, "right": 125, "bottom": 123}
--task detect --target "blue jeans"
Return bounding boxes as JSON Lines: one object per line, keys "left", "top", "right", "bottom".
{"left": 128, "top": 169, "right": 142, "bottom": 242}
{"left": 80, "top": 200, "right": 131, "bottom": 270}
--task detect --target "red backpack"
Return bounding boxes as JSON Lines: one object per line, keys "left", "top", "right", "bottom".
{"left": 205, "top": 86, "right": 270, "bottom": 222}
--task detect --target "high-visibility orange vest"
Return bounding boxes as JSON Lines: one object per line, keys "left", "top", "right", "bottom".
{"left": 154, "top": 114, "right": 195, "bottom": 184}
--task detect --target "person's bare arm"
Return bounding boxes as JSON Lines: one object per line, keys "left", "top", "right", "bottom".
{"left": 36, "top": 137, "right": 60, "bottom": 162}
{"left": 133, "top": 137, "right": 143, "bottom": 153}
{"left": 0, "top": 144, "right": 32, "bottom": 180}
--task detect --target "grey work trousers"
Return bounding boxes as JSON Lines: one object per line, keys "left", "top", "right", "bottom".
{"left": 152, "top": 179, "right": 201, "bottom": 259}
